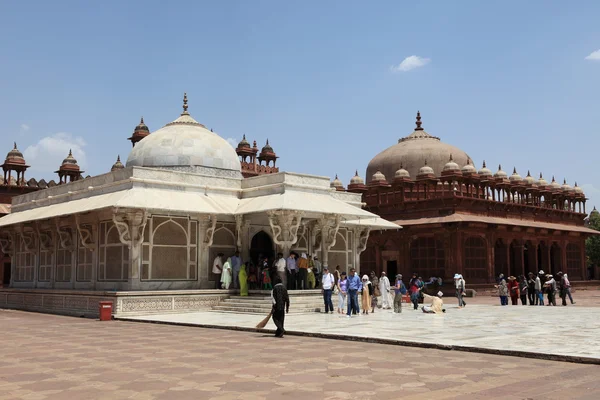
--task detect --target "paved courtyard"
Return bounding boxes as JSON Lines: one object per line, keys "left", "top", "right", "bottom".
{"left": 1, "top": 310, "right": 600, "bottom": 400}
{"left": 124, "top": 298, "right": 600, "bottom": 363}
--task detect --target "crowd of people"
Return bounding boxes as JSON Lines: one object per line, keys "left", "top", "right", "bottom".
{"left": 212, "top": 251, "right": 325, "bottom": 295}
{"left": 495, "top": 270, "right": 575, "bottom": 306}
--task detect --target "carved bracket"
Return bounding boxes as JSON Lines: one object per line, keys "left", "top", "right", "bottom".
{"left": 235, "top": 215, "right": 250, "bottom": 250}
{"left": 56, "top": 220, "right": 74, "bottom": 251}
{"left": 0, "top": 232, "right": 14, "bottom": 256}
{"left": 318, "top": 214, "right": 342, "bottom": 252}
{"left": 17, "top": 226, "right": 36, "bottom": 253}
{"left": 267, "top": 210, "right": 304, "bottom": 248}
{"left": 112, "top": 209, "right": 148, "bottom": 249}
{"left": 354, "top": 227, "right": 371, "bottom": 254}
{"left": 75, "top": 215, "right": 97, "bottom": 250}
{"left": 34, "top": 222, "right": 54, "bottom": 252}
{"left": 204, "top": 215, "right": 218, "bottom": 247}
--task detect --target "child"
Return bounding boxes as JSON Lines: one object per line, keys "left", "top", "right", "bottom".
{"left": 262, "top": 268, "right": 272, "bottom": 290}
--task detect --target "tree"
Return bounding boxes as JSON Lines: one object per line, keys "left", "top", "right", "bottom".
{"left": 585, "top": 209, "right": 600, "bottom": 277}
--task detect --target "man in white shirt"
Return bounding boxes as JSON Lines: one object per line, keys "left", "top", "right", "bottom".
{"left": 321, "top": 266, "right": 335, "bottom": 313}
{"left": 275, "top": 253, "right": 287, "bottom": 288}
{"left": 286, "top": 253, "right": 297, "bottom": 290}
{"left": 212, "top": 253, "right": 224, "bottom": 289}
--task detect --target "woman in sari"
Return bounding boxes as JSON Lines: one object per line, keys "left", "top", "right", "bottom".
{"left": 220, "top": 257, "right": 232, "bottom": 289}
{"left": 239, "top": 263, "right": 249, "bottom": 296}
{"left": 361, "top": 275, "right": 372, "bottom": 314}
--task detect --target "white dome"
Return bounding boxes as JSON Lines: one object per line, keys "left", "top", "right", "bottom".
{"left": 126, "top": 97, "right": 241, "bottom": 178}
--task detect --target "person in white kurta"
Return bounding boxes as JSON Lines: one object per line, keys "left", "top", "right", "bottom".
{"left": 379, "top": 272, "right": 391, "bottom": 309}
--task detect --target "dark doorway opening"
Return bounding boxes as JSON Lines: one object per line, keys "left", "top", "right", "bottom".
{"left": 250, "top": 231, "right": 274, "bottom": 266}
{"left": 2, "top": 262, "right": 10, "bottom": 286}
{"left": 386, "top": 260, "right": 397, "bottom": 279}
{"left": 494, "top": 239, "right": 508, "bottom": 278}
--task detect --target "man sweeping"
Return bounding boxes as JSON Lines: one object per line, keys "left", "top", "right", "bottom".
{"left": 271, "top": 278, "right": 290, "bottom": 337}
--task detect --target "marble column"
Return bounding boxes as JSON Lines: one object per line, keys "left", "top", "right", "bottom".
{"left": 197, "top": 214, "right": 217, "bottom": 289}
{"left": 315, "top": 215, "right": 341, "bottom": 270}
{"left": 352, "top": 226, "right": 370, "bottom": 274}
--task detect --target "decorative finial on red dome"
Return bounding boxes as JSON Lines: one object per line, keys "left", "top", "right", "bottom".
{"left": 415, "top": 111, "right": 423, "bottom": 131}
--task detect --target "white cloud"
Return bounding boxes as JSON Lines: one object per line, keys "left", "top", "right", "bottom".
{"left": 585, "top": 49, "right": 600, "bottom": 60}
{"left": 23, "top": 132, "right": 87, "bottom": 179}
{"left": 20, "top": 124, "right": 30, "bottom": 132}
{"left": 390, "top": 55, "right": 431, "bottom": 72}
{"left": 226, "top": 137, "right": 238, "bottom": 148}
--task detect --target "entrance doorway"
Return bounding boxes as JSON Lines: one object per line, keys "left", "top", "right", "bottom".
{"left": 250, "top": 231, "right": 274, "bottom": 265}
{"left": 386, "top": 260, "right": 397, "bottom": 279}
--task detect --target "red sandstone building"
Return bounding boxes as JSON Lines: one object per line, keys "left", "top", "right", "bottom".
{"left": 338, "top": 112, "right": 597, "bottom": 283}
{"left": 0, "top": 118, "right": 280, "bottom": 286}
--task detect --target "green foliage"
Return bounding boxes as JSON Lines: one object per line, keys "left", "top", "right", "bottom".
{"left": 585, "top": 211, "right": 600, "bottom": 267}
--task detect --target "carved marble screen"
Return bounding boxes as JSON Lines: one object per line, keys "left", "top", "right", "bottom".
{"left": 209, "top": 224, "right": 236, "bottom": 268}
{"left": 77, "top": 226, "right": 94, "bottom": 282}
{"left": 141, "top": 216, "right": 198, "bottom": 281}
{"left": 15, "top": 234, "right": 34, "bottom": 282}
{"left": 98, "top": 221, "right": 129, "bottom": 281}
{"left": 38, "top": 243, "right": 53, "bottom": 282}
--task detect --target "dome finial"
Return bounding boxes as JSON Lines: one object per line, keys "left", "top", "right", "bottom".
{"left": 266, "top": 138, "right": 270, "bottom": 145}
{"left": 140, "top": 117, "right": 144, "bottom": 124}
{"left": 69, "top": 149, "right": 72, "bottom": 156}
{"left": 449, "top": 154, "right": 453, "bottom": 162}
{"left": 117, "top": 155, "right": 121, "bottom": 162}
{"left": 182, "top": 92, "right": 189, "bottom": 114}
{"left": 482, "top": 160, "right": 486, "bottom": 168}
{"left": 13, "top": 142, "right": 17, "bottom": 150}
{"left": 355, "top": 170, "right": 359, "bottom": 176}
{"left": 415, "top": 111, "right": 423, "bottom": 131}
{"left": 513, "top": 167, "right": 517, "bottom": 174}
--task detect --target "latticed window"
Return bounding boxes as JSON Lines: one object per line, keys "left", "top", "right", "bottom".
{"left": 56, "top": 247, "right": 72, "bottom": 282}
{"left": 15, "top": 234, "right": 34, "bottom": 282}
{"left": 410, "top": 237, "right": 445, "bottom": 278}
{"left": 77, "top": 226, "right": 94, "bottom": 282}
{"left": 464, "top": 237, "right": 487, "bottom": 282}
{"left": 566, "top": 243, "right": 582, "bottom": 278}
{"left": 38, "top": 246, "right": 53, "bottom": 282}
{"left": 141, "top": 216, "right": 198, "bottom": 280}
{"left": 98, "top": 221, "right": 129, "bottom": 281}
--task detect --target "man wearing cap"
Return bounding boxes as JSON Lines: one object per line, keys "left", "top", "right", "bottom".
{"left": 393, "top": 274, "right": 406, "bottom": 313}
{"left": 321, "top": 266, "right": 336, "bottom": 313}
{"left": 421, "top": 289, "right": 445, "bottom": 314}
{"left": 536, "top": 270, "right": 545, "bottom": 305}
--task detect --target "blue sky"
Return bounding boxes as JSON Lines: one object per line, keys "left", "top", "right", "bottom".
{"left": 1, "top": 1, "right": 599, "bottom": 209}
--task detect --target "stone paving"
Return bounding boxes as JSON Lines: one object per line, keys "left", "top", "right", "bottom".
{"left": 124, "top": 299, "right": 600, "bottom": 363}
{"left": 1, "top": 310, "right": 600, "bottom": 400}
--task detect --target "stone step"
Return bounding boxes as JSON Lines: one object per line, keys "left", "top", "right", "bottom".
{"left": 224, "top": 298, "right": 322, "bottom": 305}
{"left": 212, "top": 305, "right": 321, "bottom": 314}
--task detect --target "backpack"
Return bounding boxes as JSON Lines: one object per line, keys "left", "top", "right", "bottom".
{"left": 400, "top": 282, "right": 407, "bottom": 295}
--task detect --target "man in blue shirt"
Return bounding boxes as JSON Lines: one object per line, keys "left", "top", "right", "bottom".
{"left": 230, "top": 251, "right": 241, "bottom": 289}
{"left": 346, "top": 268, "right": 362, "bottom": 317}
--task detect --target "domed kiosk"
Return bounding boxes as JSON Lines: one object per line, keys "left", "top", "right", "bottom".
{"left": 366, "top": 112, "right": 471, "bottom": 183}
{"left": 127, "top": 93, "right": 242, "bottom": 178}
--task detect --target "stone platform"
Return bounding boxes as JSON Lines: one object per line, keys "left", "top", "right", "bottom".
{"left": 120, "top": 303, "right": 600, "bottom": 364}
{"left": 0, "top": 288, "right": 323, "bottom": 318}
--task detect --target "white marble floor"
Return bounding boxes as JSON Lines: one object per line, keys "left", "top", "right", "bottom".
{"left": 121, "top": 304, "right": 600, "bottom": 361}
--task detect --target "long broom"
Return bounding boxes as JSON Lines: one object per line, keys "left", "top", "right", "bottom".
{"left": 256, "top": 309, "right": 273, "bottom": 329}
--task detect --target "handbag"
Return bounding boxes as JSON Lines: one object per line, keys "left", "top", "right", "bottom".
{"left": 374, "top": 287, "right": 381, "bottom": 297}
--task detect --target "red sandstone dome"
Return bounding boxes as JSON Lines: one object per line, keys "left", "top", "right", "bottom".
{"left": 366, "top": 111, "right": 471, "bottom": 183}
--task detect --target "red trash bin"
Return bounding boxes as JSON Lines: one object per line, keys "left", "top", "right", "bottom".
{"left": 99, "top": 301, "right": 113, "bottom": 321}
